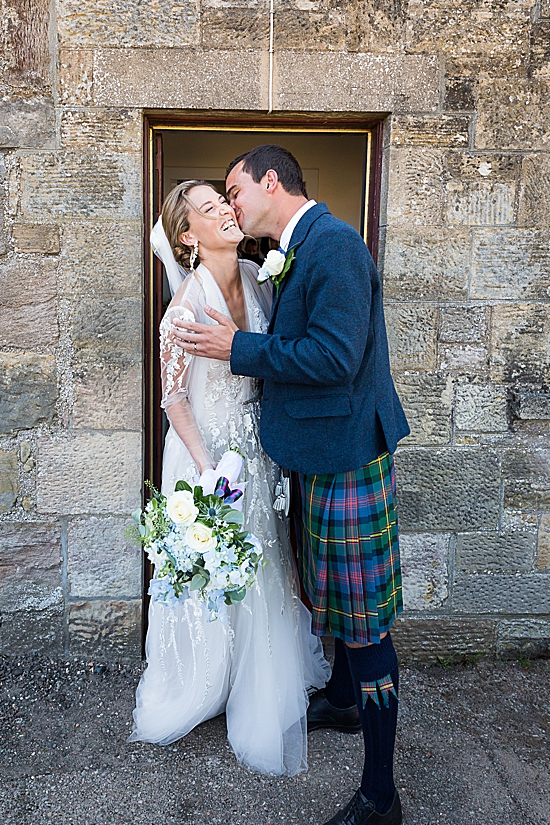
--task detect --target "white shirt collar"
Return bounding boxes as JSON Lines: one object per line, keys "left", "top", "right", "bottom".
{"left": 278, "top": 199, "right": 317, "bottom": 252}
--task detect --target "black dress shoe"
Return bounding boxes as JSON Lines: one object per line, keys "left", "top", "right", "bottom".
{"left": 322, "top": 790, "right": 402, "bottom": 825}
{"left": 307, "top": 689, "right": 361, "bottom": 733}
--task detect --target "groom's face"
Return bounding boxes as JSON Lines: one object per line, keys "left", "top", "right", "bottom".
{"left": 226, "top": 161, "right": 271, "bottom": 238}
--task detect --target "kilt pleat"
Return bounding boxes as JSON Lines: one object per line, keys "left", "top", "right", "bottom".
{"left": 296, "top": 452, "right": 403, "bottom": 645}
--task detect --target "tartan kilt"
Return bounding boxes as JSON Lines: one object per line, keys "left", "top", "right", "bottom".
{"left": 295, "top": 451, "right": 403, "bottom": 645}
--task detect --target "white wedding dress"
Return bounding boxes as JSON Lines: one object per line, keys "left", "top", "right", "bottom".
{"left": 130, "top": 260, "right": 330, "bottom": 775}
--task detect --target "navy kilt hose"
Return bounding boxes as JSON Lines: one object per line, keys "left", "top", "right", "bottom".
{"left": 295, "top": 452, "right": 403, "bottom": 646}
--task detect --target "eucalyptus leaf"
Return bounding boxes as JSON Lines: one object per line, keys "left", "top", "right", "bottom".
{"left": 190, "top": 574, "right": 206, "bottom": 591}
{"left": 131, "top": 509, "right": 142, "bottom": 524}
{"left": 225, "top": 509, "right": 244, "bottom": 526}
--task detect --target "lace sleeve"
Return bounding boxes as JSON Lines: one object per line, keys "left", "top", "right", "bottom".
{"left": 159, "top": 292, "right": 215, "bottom": 475}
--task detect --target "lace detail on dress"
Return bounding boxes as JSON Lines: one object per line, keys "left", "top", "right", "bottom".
{"left": 204, "top": 361, "right": 245, "bottom": 410}
{"left": 159, "top": 307, "right": 194, "bottom": 403}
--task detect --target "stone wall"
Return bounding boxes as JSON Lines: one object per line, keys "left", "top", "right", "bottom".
{"left": 1, "top": 0, "right": 548, "bottom": 660}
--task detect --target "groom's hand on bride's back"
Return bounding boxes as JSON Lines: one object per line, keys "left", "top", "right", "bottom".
{"left": 173, "top": 306, "right": 237, "bottom": 362}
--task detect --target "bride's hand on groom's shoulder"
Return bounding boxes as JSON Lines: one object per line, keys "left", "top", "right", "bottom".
{"left": 173, "top": 306, "right": 237, "bottom": 362}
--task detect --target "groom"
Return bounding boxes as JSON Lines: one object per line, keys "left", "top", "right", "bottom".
{"left": 174, "top": 145, "right": 409, "bottom": 825}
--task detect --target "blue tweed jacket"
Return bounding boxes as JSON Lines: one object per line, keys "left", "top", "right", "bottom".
{"left": 230, "top": 203, "right": 409, "bottom": 474}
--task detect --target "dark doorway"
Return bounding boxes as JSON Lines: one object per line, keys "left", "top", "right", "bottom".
{"left": 141, "top": 111, "right": 385, "bottom": 648}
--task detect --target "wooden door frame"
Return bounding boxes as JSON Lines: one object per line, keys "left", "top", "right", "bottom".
{"left": 141, "top": 109, "right": 386, "bottom": 651}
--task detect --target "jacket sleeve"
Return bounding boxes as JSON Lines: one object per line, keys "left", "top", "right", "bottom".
{"left": 230, "top": 228, "right": 374, "bottom": 387}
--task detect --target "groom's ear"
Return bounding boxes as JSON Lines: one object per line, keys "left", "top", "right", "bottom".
{"left": 264, "top": 169, "right": 278, "bottom": 193}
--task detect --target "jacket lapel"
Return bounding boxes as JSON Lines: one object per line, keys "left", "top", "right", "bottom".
{"left": 268, "top": 203, "right": 330, "bottom": 332}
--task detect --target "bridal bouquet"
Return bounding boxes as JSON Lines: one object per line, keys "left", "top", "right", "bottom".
{"left": 131, "top": 450, "right": 263, "bottom": 619}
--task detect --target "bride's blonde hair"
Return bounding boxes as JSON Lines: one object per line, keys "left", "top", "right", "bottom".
{"left": 161, "top": 180, "right": 219, "bottom": 269}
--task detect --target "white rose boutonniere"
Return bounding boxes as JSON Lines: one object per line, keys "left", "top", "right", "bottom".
{"left": 257, "top": 248, "right": 296, "bottom": 292}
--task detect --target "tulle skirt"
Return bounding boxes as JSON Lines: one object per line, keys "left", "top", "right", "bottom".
{"left": 130, "top": 426, "right": 330, "bottom": 775}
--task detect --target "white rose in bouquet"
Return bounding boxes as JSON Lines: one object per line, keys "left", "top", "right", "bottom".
{"left": 186, "top": 522, "right": 217, "bottom": 553}
{"left": 166, "top": 490, "right": 198, "bottom": 527}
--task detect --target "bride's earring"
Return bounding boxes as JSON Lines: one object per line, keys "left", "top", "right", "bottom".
{"left": 189, "top": 240, "right": 199, "bottom": 272}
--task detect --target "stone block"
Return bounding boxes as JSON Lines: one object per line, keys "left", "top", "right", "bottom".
{"left": 390, "top": 115, "right": 470, "bottom": 148}
{"left": 68, "top": 599, "right": 141, "bottom": 656}
{"left": 439, "top": 344, "right": 488, "bottom": 374}
{"left": 393, "top": 372, "right": 453, "bottom": 447}
{"left": 445, "top": 180, "right": 516, "bottom": 226}
{"left": 456, "top": 531, "right": 537, "bottom": 573}
{"left": 454, "top": 383, "right": 509, "bottom": 433}
{"left": 405, "top": 3, "right": 531, "bottom": 60}
{"left": 58, "top": 0, "right": 198, "bottom": 47}
{"left": 537, "top": 514, "right": 550, "bottom": 570}
{"left": 490, "top": 304, "right": 550, "bottom": 384}
{"left": 58, "top": 50, "right": 94, "bottom": 105}
{"left": 68, "top": 517, "right": 141, "bottom": 598}
{"left": 275, "top": 10, "right": 347, "bottom": 50}
{"left": 513, "top": 389, "right": 550, "bottom": 420}
{"left": 386, "top": 305, "right": 438, "bottom": 371}
{"left": 444, "top": 54, "right": 529, "bottom": 81}
{"left": 20, "top": 151, "right": 141, "bottom": 220}
{"left": 383, "top": 228, "right": 470, "bottom": 301}
{"left": 21, "top": 439, "right": 35, "bottom": 472}
{"left": 444, "top": 78, "right": 475, "bottom": 111}
{"left": 12, "top": 224, "right": 60, "bottom": 254}
{"left": 1, "top": 0, "right": 51, "bottom": 94}
{"left": 274, "top": 53, "right": 439, "bottom": 113}
{"left": 439, "top": 306, "right": 487, "bottom": 344}
{"left": 395, "top": 449, "right": 500, "bottom": 532}
{"left": 444, "top": 152, "right": 521, "bottom": 182}
{"left": 0, "top": 450, "right": 18, "bottom": 512}
{"left": 72, "top": 360, "right": 142, "bottom": 431}
{"left": 518, "top": 155, "right": 550, "bottom": 229}
{"left": 60, "top": 108, "right": 142, "bottom": 152}
{"left": 0, "top": 257, "right": 58, "bottom": 348}
{"left": 471, "top": 230, "right": 550, "bottom": 300}
{"left": 453, "top": 573, "right": 550, "bottom": 614}
{"left": 475, "top": 78, "right": 550, "bottom": 151}
{"left": 0, "top": 521, "right": 63, "bottom": 653}
{"left": 201, "top": 9, "right": 347, "bottom": 50}
{"left": 543, "top": 0, "right": 550, "bottom": 17}
{"left": 0, "top": 353, "right": 57, "bottom": 435}
{"left": 93, "top": 48, "right": 264, "bottom": 109}
{"left": 69, "top": 296, "right": 142, "bottom": 360}
{"left": 391, "top": 616, "right": 495, "bottom": 663}
{"left": 530, "top": 22, "right": 550, "bottom": 78}
{"left": 59, "top": 220, "right": 142, "bottom": 295}
{"left": 344, "top": 1, "right": 408, "bottom": 54}
{"left": 0, "top": 522, "right": 62, "bottom": 607}
{"left": 36, "top": 431, "right": 142, "bottom": 515}
{"left": 503, "top": 447, "right": 550, "bottom": 511}
{"left": 386, "top": 148, "right": 445, "bottom": 226}
{"left": 0, "top": 98, "right": 55, "bottom": 149}
{"left": 496, "top": 619, "right": 550, "bottom": 659}
{"left": 399, "top": 533, "right": 449, "bottom": 610}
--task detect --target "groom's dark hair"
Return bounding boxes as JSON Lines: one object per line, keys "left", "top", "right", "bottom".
{"left": 226, "top": 144, "right": 308, "bottom": 198}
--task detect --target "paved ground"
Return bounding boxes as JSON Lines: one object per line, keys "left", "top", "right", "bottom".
{"left": 1, "top": 654, "right": 549, "bottom": 825}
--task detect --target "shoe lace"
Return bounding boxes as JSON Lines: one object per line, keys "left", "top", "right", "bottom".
{"left": 345, "top": 791, "right": 375, "bottom": 822}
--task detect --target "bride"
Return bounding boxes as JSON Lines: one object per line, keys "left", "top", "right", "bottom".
{"left": 130, "top": 180, "right": 330, "bottom": 775}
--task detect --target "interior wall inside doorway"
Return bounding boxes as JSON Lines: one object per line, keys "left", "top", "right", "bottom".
{"left": 161, "top": 130, "right": 368, "bottom": 233}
